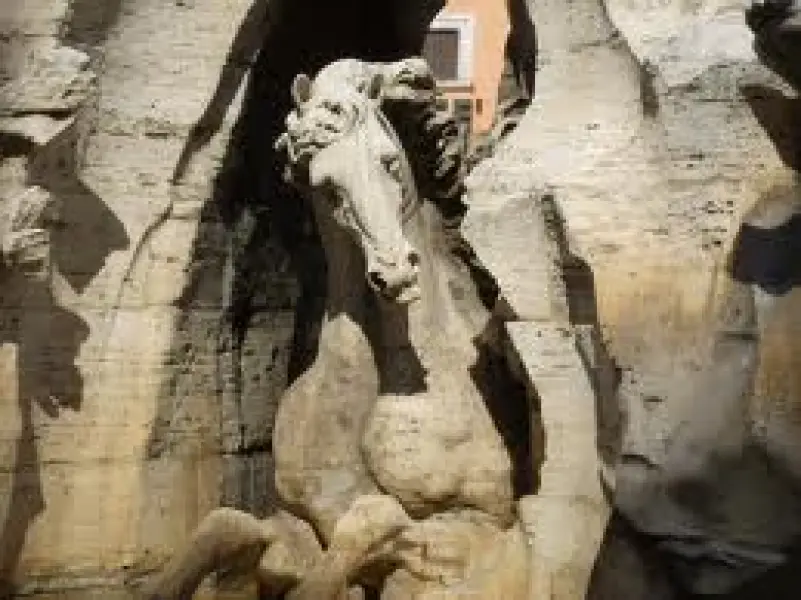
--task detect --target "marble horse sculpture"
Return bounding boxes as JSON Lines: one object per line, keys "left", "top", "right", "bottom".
{"left": 142, "top": 58, "right": 528, "bottom": 599}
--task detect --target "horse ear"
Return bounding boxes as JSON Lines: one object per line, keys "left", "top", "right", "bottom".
{"left": 291, "top": 74, "right": 313, "bottom": 106}
{"left": 365, "top": 72, "right": 384, "bottom": 101}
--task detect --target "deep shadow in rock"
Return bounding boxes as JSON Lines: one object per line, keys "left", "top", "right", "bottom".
{"left": 0, "top": 275, "right": 90, "bottom": 593}
{"left": 369, "top": 295, "right": 428, "bottom": 397}
{"left": 561, "top": 253, "right": 624, "bottom": 469}
{"left": 26, "top": 130, "right": 130, "bottom": 293}
{"left": 728, "top": 86, "right": 801, "bottom": 297}
{"left": 587, "top": 512, "right": 677, "bottom": 600}
{"left": 717, "top": 546, "right": 801, "bottom": 600}
{"left": 47, "top": 178, "right": 129, "bottom": 293}
{"left": 741, "top": 84, "right": 801, "bottom": 173}
{"left": 470, "top": 328, "right": 535, "bottom": 498}
{"left": 63, "top": 0, "right": 126, "bottom": 50}
{"left": 505, "top": 0, "right": 537, "bottom": 99}
{"left": 746, "top": 3, "right": 801, "bottom": 93}
{"left": 729, "top": 213, "right": 801, "bottom": 296}
{"left": 541, "top": 192, "right": 623, "bottom": 468}
{"left": 14, "top": 287, "right": 90, "bottom": 416}
{"left": 171, "top": 0, "right": 270, "bottom": 185}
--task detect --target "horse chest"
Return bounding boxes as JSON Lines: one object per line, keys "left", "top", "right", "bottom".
{"left": 363, "top": 369, "right": 514, "bottom": 521}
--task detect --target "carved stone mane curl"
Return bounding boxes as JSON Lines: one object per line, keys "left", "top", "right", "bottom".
{"left": 276, "top": 59, "right": 377, "bottom": 186}
{"left": 277, "top": 58, "right": 466, "bottom": 218}
{"left": 375, "top": 58, "right": 466, "bottom": 218}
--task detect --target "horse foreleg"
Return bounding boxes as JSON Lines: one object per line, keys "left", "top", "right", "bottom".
{"left": 285, "top": 494, "right": 412, "bottom": 600}
{"left": 140, "top": 507, "right": 276, "bottom": 599}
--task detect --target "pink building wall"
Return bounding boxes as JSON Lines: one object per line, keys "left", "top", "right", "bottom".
{"left": 435, "top": 0, "right": 510, "bottom": 134}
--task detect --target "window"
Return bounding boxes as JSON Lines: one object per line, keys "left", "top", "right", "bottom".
{"left": 423, "top": 13, "right": 475, "bottom": 85}
{"left": 453, "top": 99, "right": 473, "bottom": 122}
{"left": 423, "top": 29, "right": 460, "bottom": 81}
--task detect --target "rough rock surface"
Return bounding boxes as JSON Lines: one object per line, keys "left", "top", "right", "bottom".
{"left": 1, "top": 0, "right": 515, "bottom": 597}
{"left": 0, "top": 0, "right": 292, "bottom": 596}
{"left": 462, "top": 0, "right": 801, "bottom": 597}
{"left": 2, "top": 0, "right": 801, "bottom": 598}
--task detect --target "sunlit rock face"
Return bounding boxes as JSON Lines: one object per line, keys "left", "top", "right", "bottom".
{"left": 0, "top": 0, "right": 277, "bottom": 595}
{"left": 0, "top": 0, "right": 452, "bottom": 597}
{"left": 463, "top": 0, "right": 801, "bottom": 597}
{"left": 600, "top": 4, "right": 801, "bottom": 596}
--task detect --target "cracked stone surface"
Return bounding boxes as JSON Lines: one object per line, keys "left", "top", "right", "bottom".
{"left": 461, "top": 0, "right": 801, "bottom": 597}
{"left": 1, "top": 0, "right": 800, "bottom": 598}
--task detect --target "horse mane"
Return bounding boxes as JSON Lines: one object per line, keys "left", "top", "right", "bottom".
{"left": 377, "top": 58, "right": 466, "bottom": 219}
{"left": 276, "top": 61, "right": 374, "bottom": 186}
{"left": 276, "top": 58, "right": 467, "bottom": 218}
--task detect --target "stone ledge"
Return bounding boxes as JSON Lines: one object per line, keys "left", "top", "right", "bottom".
{"left": 460, "top": 88, "right": 611, "bottom": 599}
{"left": 461, "top": 192, "right": 569, "bottom": 322}
{"left": 504, "top": 322, "right": 605, "bottom": 493}
{"left": 503, "top": 321, "right": 610, "bottom": 600}
{"left": 0, "top": 43, "right": 94, "bottom": 117}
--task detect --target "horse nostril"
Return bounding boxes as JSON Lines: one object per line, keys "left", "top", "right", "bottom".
{"left": 368, "top": 271, "right": 387, "bottom": 291}
{"left": 408, "top": 251, "right": 420, "bottom": 267}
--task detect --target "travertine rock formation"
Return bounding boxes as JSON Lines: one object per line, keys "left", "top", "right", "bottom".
{"left": 2, "top": 0, "right": 518, "bottom": 597}
{"left": 143, "top": 56, "right": 530, "bottom": 600}
{"left": 463, "top": 0, "right": 801, "bottom": 598}
{"left": 1, "top": 1, "right": 288, "bottom": 597}
{"left": 2, "top": 0, "right": 801, "bottom": 598}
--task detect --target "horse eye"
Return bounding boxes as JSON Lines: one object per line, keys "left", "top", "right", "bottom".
{"left": 382, "top": 155, "right": 402, "bottom": 178}
{"left": 321, "top": 184, "right": 342, "bottom": 208}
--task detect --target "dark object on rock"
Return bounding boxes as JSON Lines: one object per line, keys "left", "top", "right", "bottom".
{"left": 730, "top": 214, "right": 801, "bottom": 295}
{"left": 746, "top": 0, "right": 801, "bottom": 89}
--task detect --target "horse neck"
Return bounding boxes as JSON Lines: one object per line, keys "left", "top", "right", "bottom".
{"left": 316, "top": 195, "right": 470, "bottom": 343}
{"left": 313, "top": 196, "right": 371, "bottom": 325}
{"left": 373, "top": 204, "right": 474, "bottom": 358}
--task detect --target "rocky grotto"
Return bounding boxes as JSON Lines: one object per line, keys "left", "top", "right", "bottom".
{"left": 0, "top": 0, "right": 800, "bottom": 598}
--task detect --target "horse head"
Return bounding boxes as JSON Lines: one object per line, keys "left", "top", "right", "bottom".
{"left": 277, "top": 60, "right": 422, "bottom": 305}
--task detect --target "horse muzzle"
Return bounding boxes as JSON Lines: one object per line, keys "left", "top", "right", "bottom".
{"left": 366, "top": 249, "right": 421, "bottom": 305}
